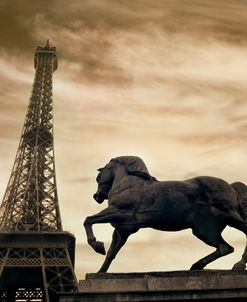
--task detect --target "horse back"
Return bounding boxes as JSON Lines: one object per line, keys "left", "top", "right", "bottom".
{"left": 152, "top": 176, "right": 238, "bottom": 220}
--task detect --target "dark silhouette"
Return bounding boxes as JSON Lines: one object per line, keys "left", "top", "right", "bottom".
{"left": 84, "top": 156, "right": 247, "bottom": 273}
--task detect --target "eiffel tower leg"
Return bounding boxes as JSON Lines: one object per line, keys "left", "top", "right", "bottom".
{"left": 41, "top": 249, "right": 50, "bottom": 302}
{"left": 0, "top": 247, "right": 45, "bottom": 301}
{"left": 0, "top": 232, "right": 78, "bottom": 302}
{"left": 41, "top": 248, "right": 78, "bottom": 302}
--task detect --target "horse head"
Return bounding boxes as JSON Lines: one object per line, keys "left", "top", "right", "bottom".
{"left": 93, "top": 156, "right": 156, "bottom": 203}
{"left": 93, "top": 163, "right": 115, "bottom": 204}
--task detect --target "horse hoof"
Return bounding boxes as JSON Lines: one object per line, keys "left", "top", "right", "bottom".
{"left": 190, "top": 261, "right": 204, "bottom": 270}
{"left": 97, "top": 269, "right": 106, "bottom": 274}
{"left": 232, "top": 262, "right": 246, "bottom": 270}
{"left": 95, "top": 241, "right": 106, "bottom": 255}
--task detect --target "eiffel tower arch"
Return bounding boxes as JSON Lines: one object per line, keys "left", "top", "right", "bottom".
{"left": 0, "top": 41, "right": 78, "bottom": 302}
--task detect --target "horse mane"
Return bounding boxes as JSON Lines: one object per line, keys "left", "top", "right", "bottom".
{"left": 112, "top": 156, "right": 156, "bottom": 181}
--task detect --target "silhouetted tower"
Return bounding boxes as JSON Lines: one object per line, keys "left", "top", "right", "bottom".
{"left": 0, "top": 41, "right": 78, "bottom": 302}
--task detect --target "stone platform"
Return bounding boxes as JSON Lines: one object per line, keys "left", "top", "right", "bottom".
{"left": 59, "top": 270, "right": 247, "bottom": 301}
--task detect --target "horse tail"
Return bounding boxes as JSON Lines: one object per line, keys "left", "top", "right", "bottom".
{"left": 231, "top": 182, "right": 247, "bottom": 220}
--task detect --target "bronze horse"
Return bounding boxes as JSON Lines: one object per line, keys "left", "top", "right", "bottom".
{"left": 84, "top": 156, "right": 247, "bottom": 273}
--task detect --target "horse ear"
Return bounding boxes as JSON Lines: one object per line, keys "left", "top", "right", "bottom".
{"left": 97, "top": 168, "right": 103, "bottom": 172}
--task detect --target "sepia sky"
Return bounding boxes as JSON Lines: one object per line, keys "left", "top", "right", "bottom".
{"left": 1, "top": 0, "right": 247, "bottom": 278}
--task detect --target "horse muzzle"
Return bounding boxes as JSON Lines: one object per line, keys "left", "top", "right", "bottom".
{"left": 93, "top": 192, "right": 108, "bottom": 204}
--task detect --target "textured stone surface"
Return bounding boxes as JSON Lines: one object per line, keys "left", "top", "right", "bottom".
{"left": 59, "top": 270, "right": 247, "bottom": 301}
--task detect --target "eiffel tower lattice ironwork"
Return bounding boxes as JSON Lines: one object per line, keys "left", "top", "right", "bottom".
{"left": 0, "top": 41, "right": 78, "bottom": 302}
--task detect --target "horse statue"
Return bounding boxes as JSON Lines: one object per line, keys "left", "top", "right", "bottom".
{"left": 84, "top": 156, "right": 247, "bottom": 273}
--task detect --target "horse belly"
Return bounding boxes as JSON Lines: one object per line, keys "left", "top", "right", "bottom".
{"left": 152, "top": 220, "right": 190, "bottom": 231}
{"left": 148, "top": 209, "right": 192, "bottom": 231}
{"left": 135, "top": 194, "right": 193, "bottom": 231}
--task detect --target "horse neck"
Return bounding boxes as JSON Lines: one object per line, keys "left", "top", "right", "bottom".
{"left": 111, "top": 164, "right": 128, "bottom": 186}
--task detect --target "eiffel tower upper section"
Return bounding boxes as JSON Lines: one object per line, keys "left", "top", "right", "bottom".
{"left": 0, "top": 40, "right": 62, "bottom": 232}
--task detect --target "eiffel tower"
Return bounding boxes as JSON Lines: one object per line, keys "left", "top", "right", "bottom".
{"left": 0, "top": 41, "right": 78, "bottom": 302}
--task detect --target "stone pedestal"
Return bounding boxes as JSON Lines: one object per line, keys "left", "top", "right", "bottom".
{"left": 59, "top": 270, "right": 247, "bottom": 301}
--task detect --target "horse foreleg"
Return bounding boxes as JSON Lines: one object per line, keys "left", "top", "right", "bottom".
{"left": 98, "top": 228, "right": 137, "bottom": 273}
{"left": 233, "top": 236, "right": 247, "bottom": 270}
{"left": 84, "top": 206, "right": 125, "bottom": 255}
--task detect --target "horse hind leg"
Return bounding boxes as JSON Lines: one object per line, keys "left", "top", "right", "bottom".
{"left": 191, "top": 228, "right": 234, "bottom": 270}
{"left": 221, "top": 209, "right": 247, "bottom": 270}
{"left": 226, "top": 214, "right": 247, "bottom": 270}
{"left": 232, "top": 239, "right": 247, "bottom": 270}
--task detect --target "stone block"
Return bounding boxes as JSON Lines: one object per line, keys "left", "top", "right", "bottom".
{"left": 59, "top": 270, "right": 247, "bottom": 301}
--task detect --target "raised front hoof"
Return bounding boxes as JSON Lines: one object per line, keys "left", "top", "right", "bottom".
{"left": 94, "top": 241, "right": 106, "bottom": 255}
{"left": 190, "top": 261, "right": 205, "bottom": 270}
{"left": 232, "top": 261, "right": 246, "bottom": 270}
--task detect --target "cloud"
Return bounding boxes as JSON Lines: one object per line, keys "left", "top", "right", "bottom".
{"left": 2, "top": 0, "right": 247, "bottom": 84}
{"left": 1, "top": 0, "right": 247, "bottom": 275}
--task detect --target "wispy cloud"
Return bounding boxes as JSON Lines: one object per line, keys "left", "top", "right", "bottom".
{"left": 1, "top": 0, "right": 247, "bottom": 276}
